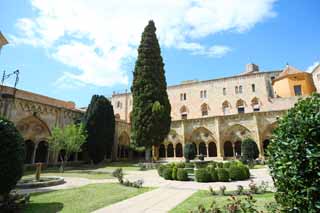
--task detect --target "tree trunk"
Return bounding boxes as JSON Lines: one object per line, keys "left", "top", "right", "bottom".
{"left": 145, "top": 147, "right": 151, "bottom": 162}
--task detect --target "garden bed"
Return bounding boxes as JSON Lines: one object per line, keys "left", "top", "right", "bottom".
{"left": 16, "top": 176, "right": 65, "bottom": 189}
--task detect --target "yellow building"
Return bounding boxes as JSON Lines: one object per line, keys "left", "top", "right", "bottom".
{"left": 0, "top": 31, "right": 9, "bottom": 49}
{"left": 272, "top": 65, "right": 316, "bottom": 97}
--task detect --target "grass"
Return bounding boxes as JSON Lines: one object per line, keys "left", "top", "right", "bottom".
{"left": 24, "top": 183, "right": 152, "bottom": 213}
{"left": 170, "top": 190, "right": 275, "bottom": 213}
{"left": 99, "top": 161, "right": 142, "bottom": 171}
{"left": 252, "top": 164, "right": 268, "bottom": 169}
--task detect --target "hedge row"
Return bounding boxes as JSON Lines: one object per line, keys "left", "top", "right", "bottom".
{"left": 158, "top": 164, "right": 188, "bottom": 181}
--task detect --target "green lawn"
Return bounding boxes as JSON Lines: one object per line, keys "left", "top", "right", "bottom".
{"left": 24, "top": 183, "right": 152, "bottom": 213}
{"left": 170, "top": 190, "right": 275, "bottom": 213}
{"left": 99, "top": 161, "right": 142, "bottom": 171}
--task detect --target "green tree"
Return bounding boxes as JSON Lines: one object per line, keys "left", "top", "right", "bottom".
{"left": 0, "top": 117, "right": 24, "bottom": 199}
{"left": 267, "top": 93, "right": 320, "bottom": 212}
{"left": 49, "top": 123, "right": 87, "bottom": 170}
{"left": 85, "top": 95, "right": 115, "bottom": 164}
{"left": 241, "top": 138, "right": 259, "bottom": 163}
{"left": 184, "top": 143, "right": 196, "bottom": 162}
{"left": 131, "top": 20, "right": 171, "bottom": 161}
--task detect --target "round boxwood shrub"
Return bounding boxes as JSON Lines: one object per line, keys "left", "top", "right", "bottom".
{"left": 184, "top": 143, "right": 196, "bottom": 162}
{"left": 175, "top": 162, "right": 185, "bottom": 168}
{"left": 157, "top": 164, "right": 166, "bottom": 177}
{"left": 223, "top": 162, "right": 231, "bottom": 168}
{"left": 229, "top": 166, "right": 247, "bottom": 180}
{"left": 0, "top": 117, "right": 25, "bottom": 197}
{"left": 217, "top": 168, "right": 230, "bottom": 182}
{"left": 177, "top": 168, "right": 188, "bottom": 181}
{"left": 163, "top": 167, "right": 173, "bottom": 180}
{"left": 208, "top": 167, "right": 218, "bottom": 182}
{"left": 267, "top": 94, "right": 320, "bottom": 212}
{"left": 240, "top": 165, "right": 250, "bottom": 179}
{"left": 195, "top": 168, "right": 211, "bottom": 182}
{"left": 172, "top": 166, "right": 177, "bottom": 180}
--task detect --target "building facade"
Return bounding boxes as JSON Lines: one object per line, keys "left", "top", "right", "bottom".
{"left": 112, "top": 64, "right": 316, "bottom": 161}
{"left": 0, "top": 86, "right": 83, "bottom": 164}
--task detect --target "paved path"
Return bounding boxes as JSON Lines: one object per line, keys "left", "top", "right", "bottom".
{"left": 93, "top": 168, "right": 273, "bottom": 213}
{"left": 93, "top": 187, "right": 196, "bottom": 213}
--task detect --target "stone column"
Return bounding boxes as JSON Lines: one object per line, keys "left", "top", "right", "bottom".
{"left": 173, "top": 147, "right": 176, "bottom": 158}
{"left": 214, "top": 118, "right": 223, "bottom": 159}
{"left": 206, "top": 144, "right": 209, "bottom": 158}
{"left": 196, "top": 143, "right": 199, "bottom": 156}
{"left": 253, "top": 114, "right": 263, "bottom": 158}
{"left": 165, "top": 145, "right": 168, "bottom": 158}
{"left": 32, "top": 143, "right": 38, "bottom": 164}
{"left": 232, "top": 143, "right": 236, "bottom": 160}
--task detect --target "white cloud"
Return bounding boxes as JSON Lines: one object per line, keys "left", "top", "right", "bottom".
{"left": 12, "top": 0, "right": 277, "bottom": 87}
{"left": 306, "top": 61, "right": 320, "bottom": 73}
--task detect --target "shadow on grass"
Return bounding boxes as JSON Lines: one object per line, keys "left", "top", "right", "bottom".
{"left": 24, "top": 202, "right": 63, "bottom": 213}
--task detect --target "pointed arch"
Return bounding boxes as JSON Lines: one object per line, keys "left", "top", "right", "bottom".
{"left": 201, "top": 103, "right": 209, "bottom": 116}
{"left": 251, "top": 97, "right": 260, "bottom": 111}
{"left": 236, "top": 99, "right": 246, "bottom": 113}
{"left": 180, "top": 105, "right": 188, "bottom": 119}
{"left": 16, "top": 116, "right": 51, "bottom": 142}
{"left": 175, "top": 143, "right": 183, "bottom": 157}
{"left": 208, "top": 142, "right": 217, "bottom": 157}
{"left": 222, "top": 100, "right": 231, "bottom": 115}
{"left": 191, "top": 127, "right": 215, "bottom": 143}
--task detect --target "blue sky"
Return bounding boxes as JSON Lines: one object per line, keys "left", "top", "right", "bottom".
{"left": 0, "top": 0, "right": 319, "bottom": 107}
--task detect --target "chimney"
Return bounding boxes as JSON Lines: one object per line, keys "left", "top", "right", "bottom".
{"left": 245, "top": 63, "right": 259, "bottom": 74}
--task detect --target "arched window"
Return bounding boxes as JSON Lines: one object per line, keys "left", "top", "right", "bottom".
{"left": 180, "top": 105, "right": 188, "bottom": 120}
{"left": 222, "top": 101, "right": 230, "bottom": 115}
{"left": 236, "top": 99, "right": 245, "bottom": 114}
{"left": 208, "top": 142, "right": 217, "bottom": 157}
{"left": 223, "top": 88, "right": 226, "bottom": 95}
{"left": 235, "top": 86, "right": 238, "bottom": 94}
{"left": 199, "top": 142, "right": 207, "bottom": 156}
{"left": 201, "top": 103, "right": 209, "bottom": 116}
{"left": 239, "top": 85, "right": 243, "bottom": 93}
{"left": 251, "top": 97, "right": 260, "bottom": 112}
{"left": 35, "top": 141, "right": 48, "bottom": 163}
{"left": 224, "top": 141, "right": 233, "bottom": 157}
{"left": 175, "top": 143, "right": 183, "bottom": 157}
{"left": 116, "top": 101, "right": 122, "bottom": 108}
{"left": 252, "top": 84, "right": 256, "bottom": 92}
{"left": 167, "top": 143, "right": 174, "bottom": 157}
{"left": 25, "top": 140, "right": 35, "bottom": 164}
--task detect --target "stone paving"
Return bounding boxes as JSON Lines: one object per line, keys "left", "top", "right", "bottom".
{"left": 93, "top": 168, "right": 273, "bottom": 213}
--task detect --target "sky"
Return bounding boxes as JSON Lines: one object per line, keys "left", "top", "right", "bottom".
{"left": 0, "top": 0, "right": 319, "bottom": 107}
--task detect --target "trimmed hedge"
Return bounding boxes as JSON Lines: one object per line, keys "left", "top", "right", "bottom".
{"left": 163, "top": 167, "right": 173, "bottom": 180}
{"left": 157, "top": 164, "right": 166, "bottom": 177}
{"left": 229, "top": 165, "right": 247, "bottom": 180}
{"left": 195, "top": 168, "right": 211, "bottom": 182}
{"left": 175, "top": 162, "right": 185, "bottom": 168}
{"left": 177, "top": 168, "right": 188, "bottom": 181}
{"left": 217, "top": 168, "right": 230, "bottom": 182}
{"left": 172, "top": 167, "right": 177, "bottom": 180}
{"left": 208, "top": 167, "right": 218, "bottom": 182}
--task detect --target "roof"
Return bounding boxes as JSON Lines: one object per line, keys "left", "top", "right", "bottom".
{"left": 274, "top": 65, "right": 305, "bottom": 81}
{"left": 0, "top": 32, "right": 9, "bottom": 47}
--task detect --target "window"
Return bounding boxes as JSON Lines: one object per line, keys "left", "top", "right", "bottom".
{"left": 201, "top": 103, "right": 208, "bottom": 116}
{"left": 200, "top": 90, "right": 207, "bottom": 99}
{"left": 294, "top": 85, "right": 302, "bottom": 96}
{"left": 317, "top": 74, "right": 320, "bottom": 81}
{"left": 180, "top": 105, "right": 188, "bottom": 119}
{"left": 222, "top": 101, "right": 230, "bottom": 115}
{"left": 235, "top": 86, "right": 238, "bottom": 94}
{"left": 271, "top": 76, "right": 275, "bottom": 81}
{"left": 223, "top": 88, "right": 226, "bottom": 95}
{"left": 236, "top": 99, "right": 245, "bottom": 114}
{"left": 180, "top": 93, "right": 187, "bottom": 101}
{"left": 239, "top": 85, "right": 243, "bottom": 94}
{"left": 251, "top": 97, "right": 260, "bottom": 112}
{"left": 252, "top": 84, "right": 255, "bottom": 92}
{"left": 116, "top": 101, "right": 122, "bottom": 108}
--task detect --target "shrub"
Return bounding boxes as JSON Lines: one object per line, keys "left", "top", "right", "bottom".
{"left": 241, "top": 138, "right": 259, "bottom": 163}
{"left": 195, "top": 169, "right": 211, "bottom": 182}
{"left": 184, "top": 143, "right": 196, "bottom": 162}
{"left": 157, "top": 164, "right": 167, "bottom": 177}
{"left": 235, "top": 185, "right": 244, "bottom": 195}
{"left": 223, "top": 162, "right": 231, "bottom": 168}
{"left": 172, "top": 166, "right": 177, "bottom": 180}
{"left": 177, "top": 168, "right": 188, "bottom": 181}
{"left": 249, "top": 180, "right": 258, "bottom": 194}
{"left": 163, "top": 167, "right": 173, "bottom": 180}
{"left": 217, "top": 162, "right": 224, "bottom": 168}
{"left": 267, "top": 94, "right": 320, "bottom": 212}
{"left": 229, "top": 165, "right": 247, "bottom": 180}
{"left": 112, "top": 168, "right": 124, "bottom": 184}
{"left": 219, "top": 185, "right": 226, "bottom": 196}
{"left": 240, "top": 166, "right": 250, "bottom": 179}
{"left": 207, "top": 167, "right": 218, "bottom": 182}
{"left": 175, "top": 162, "right": 185, "bottom": 168}
{"left": 208, "top": 186, "right": 217, "bottom": 195}
{"left": 217, "top": 168, "right": 230, "bottom": 182}
{"left": 184, "top": 162, "right": 194, "bottom": 168}
{"left": 209, "top": 161, "right": 217, "bottom": 168}
{"left": 194, "top": 161, "right": 208, "bottom": 169}
{"left": 0, "top": 117, "right": 25, "bottom": 198}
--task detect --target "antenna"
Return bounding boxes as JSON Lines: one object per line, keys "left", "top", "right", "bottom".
{"left": 0, "top": 69, "right": 20, "bottom": 98}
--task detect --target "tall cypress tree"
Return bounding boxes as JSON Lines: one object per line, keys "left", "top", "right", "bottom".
{"left": 85, "top": 95, "right": 115, "bottom": 164}
{"left": 131, "top": 20, "right": 171, "bottom": 161}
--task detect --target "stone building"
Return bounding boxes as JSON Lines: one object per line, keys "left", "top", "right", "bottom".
{"left": 0, "top": 86, "right": 83, "bottom": 164}
{"left": 311, "top": 64, "right": 320, "bottom": 93}
{"left": 112, "top": 64, "right": 316, "bottom": 160}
